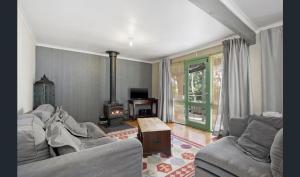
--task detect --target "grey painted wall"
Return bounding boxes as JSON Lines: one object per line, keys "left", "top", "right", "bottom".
{"left": 36, "top": 46, "right": 152, "bottom": 123}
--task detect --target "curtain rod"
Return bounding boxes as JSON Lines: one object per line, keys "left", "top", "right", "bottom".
{"left": 171, "top": 51, "right": 223, "bottom": 64}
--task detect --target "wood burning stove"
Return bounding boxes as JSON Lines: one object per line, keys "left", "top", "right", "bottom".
{"left": 103, "top": 51, "right": 124, "bottom": 126}
{"left": 104, "top": 103, "right": 124, "bottom": 118}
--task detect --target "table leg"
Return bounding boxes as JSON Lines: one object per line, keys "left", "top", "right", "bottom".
{"left": 133, "top": 104, "right": 135, "bottom": 120}
{"left": 155, "top": 101, "right": 158, "bottom": 116}
{"left": 128, "top": 103, "right": 129, "bottom": 119}
{"left": 128, "top": 103, "right": 131, "bottom": 120}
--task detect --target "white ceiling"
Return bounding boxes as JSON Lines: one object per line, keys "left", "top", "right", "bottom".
{"left": 230, "top": 0, "right": 283, "bottom": 29}
{"left": 19, "top": 0, "right": 282, "bottom": 62}
{"left": 18, "top": 0, "right": 233, "bottom": 61}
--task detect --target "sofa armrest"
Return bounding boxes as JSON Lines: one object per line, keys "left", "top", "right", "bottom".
{"left": 229, "top": 117, "right": 248, "bottom": 137}
{"left": 18, "top": 138, "right": 143, "bottom": 177}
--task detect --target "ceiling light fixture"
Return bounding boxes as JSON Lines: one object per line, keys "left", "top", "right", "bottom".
{"left": 129, "top": 37, "right": 133, "bottom": 47}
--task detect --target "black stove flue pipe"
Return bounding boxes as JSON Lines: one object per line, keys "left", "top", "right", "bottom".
{"left": 106, "top": 51, "right": 119, "bottom": 104}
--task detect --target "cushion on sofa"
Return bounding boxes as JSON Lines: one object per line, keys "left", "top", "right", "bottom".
{"left": 17, "top": 114, "right": 50, "bottom": 165}
{"left": 18, "top": 114, "right": 45, "bottom": 128}
{"left": 270, "top": 128, "right": 283, "bottom": 177}
{"left": 32, "top": 104, "right": 55, "bottom": 124}
{"left": 37, "top": 104, "right": 55, "bottom": 113}
{"left": 237, "top": 115, "right": 283, "bottom": 162}
{"left": 248, "top": 115, "right": 283, "bottom": 129}
{"left": 229, "top": 117, "right": 249, "bottom": 137}
{"left": 195, "top": 136, "right": 272, "bottom": 177}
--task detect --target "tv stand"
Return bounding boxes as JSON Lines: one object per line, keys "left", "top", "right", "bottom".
{"left": 128, "top": 98, "right": 158, "bottom": 120}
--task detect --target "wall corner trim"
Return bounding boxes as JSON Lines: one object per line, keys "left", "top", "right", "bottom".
{"left": 18, "top": 7, "right": 36, "bottom": 42}
{"left": 35, "top": 43, "right": 155, "bottom": 64}
{"left": 256, "top": 21, "right": 283, "bottom": 33}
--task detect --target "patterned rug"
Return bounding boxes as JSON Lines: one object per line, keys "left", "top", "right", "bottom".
{"left": 107, "top": 128, "right": 204, "bottom": 177}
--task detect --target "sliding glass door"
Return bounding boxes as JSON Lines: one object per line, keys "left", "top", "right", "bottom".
{"left": 184, "top": 57, "right": 211, "bottom": 131}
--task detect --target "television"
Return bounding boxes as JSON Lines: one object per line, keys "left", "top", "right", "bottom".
{"left": 130, "top": 88, "right": 148, "bottom": 99}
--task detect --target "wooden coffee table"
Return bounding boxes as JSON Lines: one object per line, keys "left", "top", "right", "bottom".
{"left": 137, "top": 118, "right": 171, "bottom": 157}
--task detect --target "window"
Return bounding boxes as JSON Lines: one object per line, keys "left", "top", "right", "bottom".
{"left": 210, "top": 53, "right": 223, "bottom": 127}
{"left": 171, "top": 61, "right": 185, "bottom": 124}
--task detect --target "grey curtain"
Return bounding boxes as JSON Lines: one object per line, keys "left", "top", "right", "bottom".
{"left": 260, "top": 26, "right": 283, "bottom": 113}
{"left": 158, "top": 58, "right": 173, "bottom": 122}
{"left": 213, "top": 38, "right": 251, "bottom": 136}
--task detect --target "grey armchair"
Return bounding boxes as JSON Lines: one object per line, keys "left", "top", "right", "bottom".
{"left": 194, "top": 117, "right": 274, "bottom": 177}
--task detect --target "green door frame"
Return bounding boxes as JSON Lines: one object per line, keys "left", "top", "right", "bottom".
{"left": 184, "top": 57, "right": 211, "bottom": 132}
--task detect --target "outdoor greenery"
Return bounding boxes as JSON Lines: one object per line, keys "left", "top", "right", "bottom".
{"left": 188, "top": 64, "right": 206, "bottom": 103}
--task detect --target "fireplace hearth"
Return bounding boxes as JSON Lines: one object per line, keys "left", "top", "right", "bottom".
{"left": 103, "top": 51, "right": 124, "bottom": 126}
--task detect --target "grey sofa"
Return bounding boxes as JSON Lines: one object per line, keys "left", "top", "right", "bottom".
{"left": 17, "top": 106, "right": 143, "bottom": 177}
{"left": 194, "top": 117, "right": 281, "bottom": 177}
{"left": 18, "top": 138, "right": 142, "bottom": 177}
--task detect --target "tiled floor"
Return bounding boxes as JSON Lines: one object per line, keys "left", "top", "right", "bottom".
{"left": 126, "top": 120, "right": 214, "bottom": 146}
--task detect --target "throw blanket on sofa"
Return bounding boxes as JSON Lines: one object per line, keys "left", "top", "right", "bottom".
{"left": 46, "top": 121, "right": 84, "bottom": 152}
{"left": 56, "top": 108, "right": 89, "bottom": 138}
{"left": 44, "top": 107, "right": 106, "bottom": 152}
{"left": 46, "top": 107, "right": 102, "bottom": 138}
{"left": 30, "top": 104, "right": 107, "bottom": 154}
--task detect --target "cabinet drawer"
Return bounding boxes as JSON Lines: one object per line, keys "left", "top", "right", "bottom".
{"left": 142, "top": 131, "right": 171, "bottom": 152}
